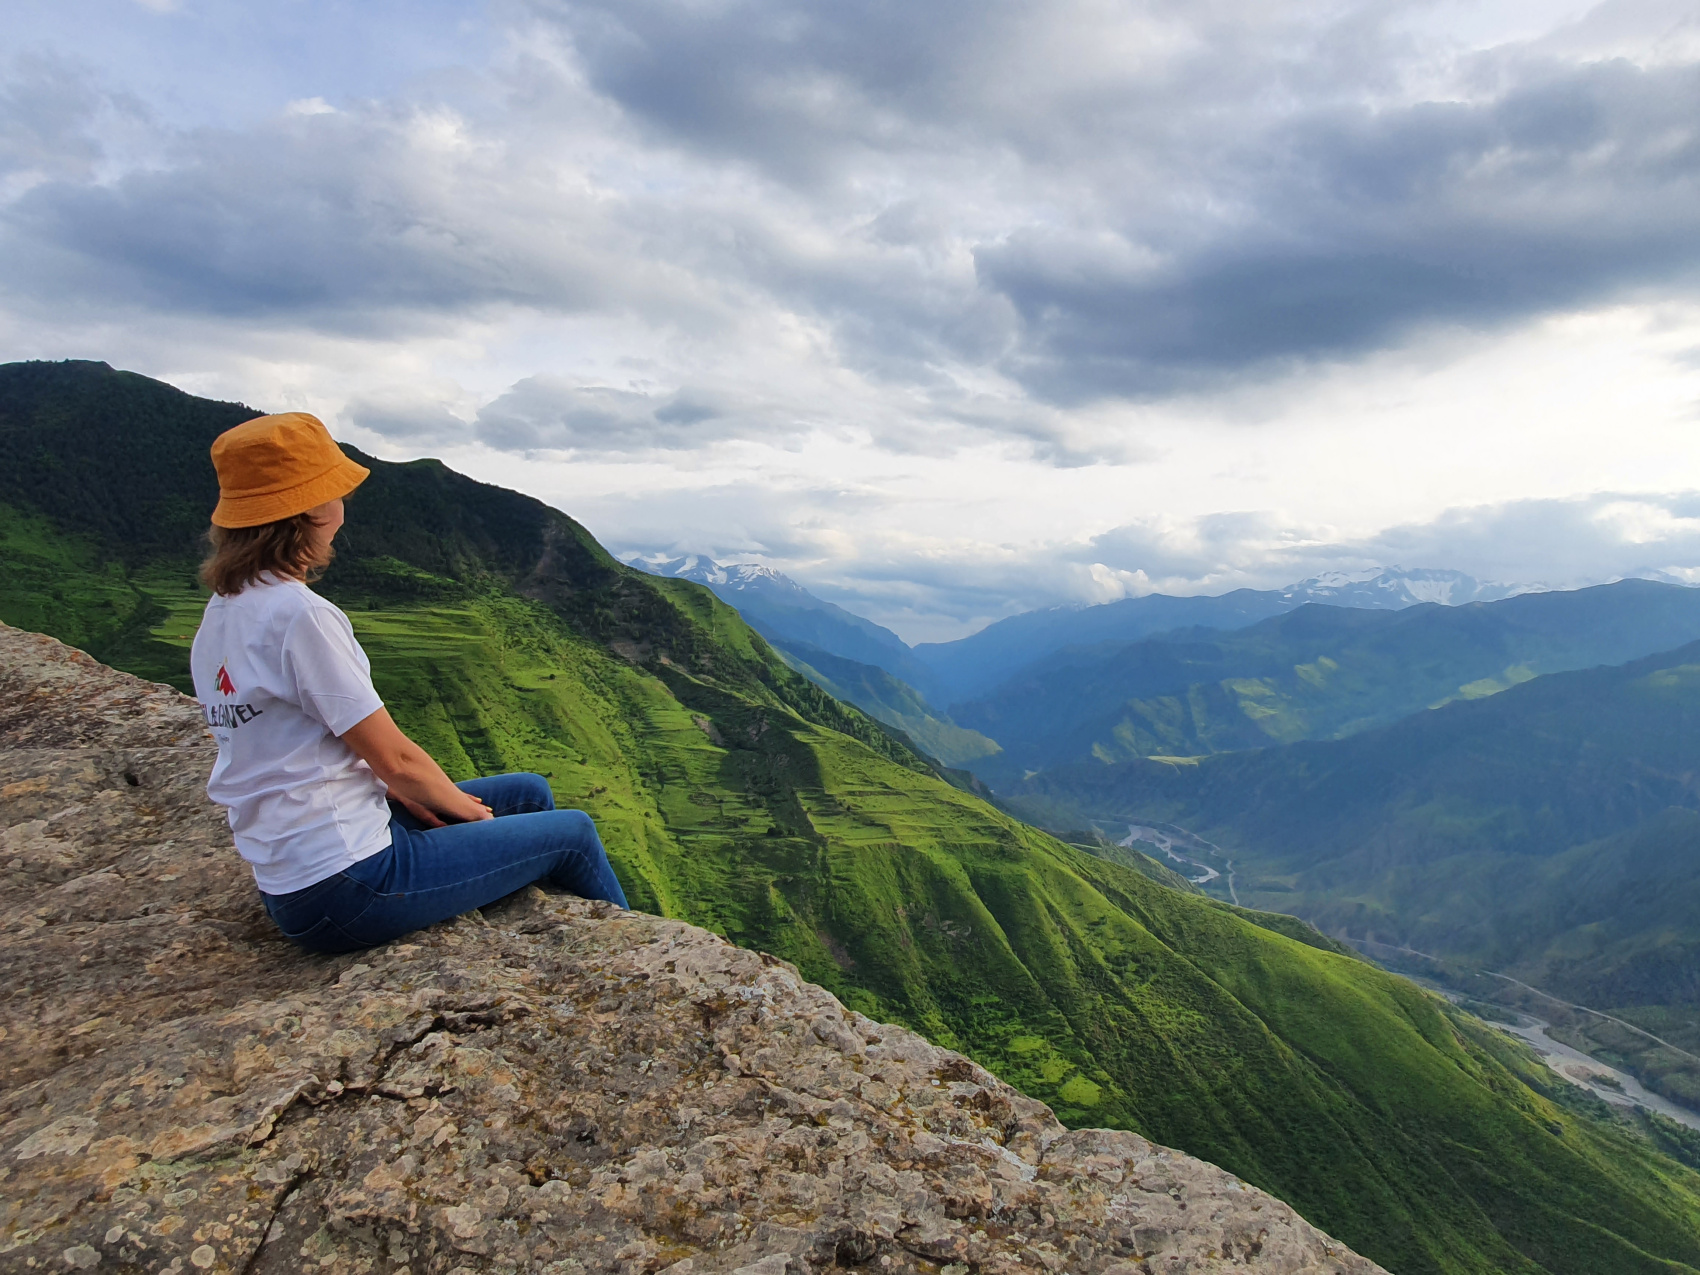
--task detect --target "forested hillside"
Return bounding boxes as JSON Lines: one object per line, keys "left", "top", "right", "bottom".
{"left": 10, "top": 359, "right": 1700, "bottom": 1275}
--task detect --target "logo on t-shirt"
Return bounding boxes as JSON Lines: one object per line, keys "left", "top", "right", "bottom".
{"left": 205, "top": 660, "right": 262, "bottom": 730}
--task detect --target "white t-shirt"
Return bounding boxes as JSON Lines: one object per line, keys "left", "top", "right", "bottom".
{"left": 190, "top": 574, "right": 392, "bottom": 894}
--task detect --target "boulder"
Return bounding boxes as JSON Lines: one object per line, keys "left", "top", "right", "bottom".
{"left": 0, "top": 623, "right": 1383, "bottom": 1274}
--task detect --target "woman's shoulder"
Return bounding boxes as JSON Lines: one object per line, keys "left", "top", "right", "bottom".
{"left": 278, "top": 583, "right": 359, "bottom": 638}
{"left": 216, "top": 575, "right": 333, "bottom": 623}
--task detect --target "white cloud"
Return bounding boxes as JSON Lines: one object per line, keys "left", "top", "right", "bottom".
{"left": 346, "top": 386, "right": 471, "bottom": 446}
{"left": 3, "top": 2, "right": 1700, "bottom": 640}
{"left": 1364, "top": 493, "right": 1700, "bottom": 586}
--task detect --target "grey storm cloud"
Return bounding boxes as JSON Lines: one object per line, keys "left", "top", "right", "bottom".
{"left": 980, "top": 61, "right": 1700, "bottom": 397}
{"left": 546, "top": 0, "right": 1700, "bottom": 398}
{"left": 4, "top": 122, "right": 606, "bottom": 326}
{"left": 348, "top": 378, "right": 762, "bottom": 457}
{"left": 0, "top": 67, "right": 681, "bottom": 332}
{"left": 0, "top": 56, "right": 107, "bottom": 187}
{"left": 346, "top": 393, "right": 473, "bottom": 447}
{"left": 5, "top": 1, "right": 1700, "bottom": 417}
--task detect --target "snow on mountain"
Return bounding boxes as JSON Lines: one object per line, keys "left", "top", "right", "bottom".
{"left": 626, "top": 554, "right": 934, "bottom": 691}
{"left": 639, "top": 555, "right": 813, "bottom": 599}
{"left": 1280, "top": 566, "right": 1533, "bottom": 609}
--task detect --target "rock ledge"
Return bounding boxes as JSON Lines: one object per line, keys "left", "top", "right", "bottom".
{"left": 0, "top": 623, "right": 1382, "bottom": 1274}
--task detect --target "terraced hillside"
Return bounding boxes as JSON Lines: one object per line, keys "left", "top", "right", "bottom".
{"left": 9, "top": 359, "right": 1700, "bottom": 1275}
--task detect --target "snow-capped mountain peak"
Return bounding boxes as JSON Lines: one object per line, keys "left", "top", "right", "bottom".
{"left": 1281, "top": 566, "right": 1530, "bottom": 609}
{"left": 622, "top": 551, "right": 922, "bottom": 681}
{"left": 635, "top": 555, "right": 813, "bottom": 599}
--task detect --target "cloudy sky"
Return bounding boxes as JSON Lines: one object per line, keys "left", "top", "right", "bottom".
{"left": 5, "top": 0, "right": 1700, "bottom": 640}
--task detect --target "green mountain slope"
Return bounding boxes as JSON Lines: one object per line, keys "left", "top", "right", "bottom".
{"left": 10, "top": 360, "right": 1700, "bottom": 1274}
{"left": 955, "top": 584, "right": 1700, "bottom": 783}
{"left": 1004, "top": 643, "right": 1700, "bottom": 1103}
{"left": 768, "top": 636, "right": 1002, "bottom": 768}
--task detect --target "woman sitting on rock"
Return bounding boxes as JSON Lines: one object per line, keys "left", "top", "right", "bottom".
{"left": 190, "top": 412, "right": 628, "bottom": 953}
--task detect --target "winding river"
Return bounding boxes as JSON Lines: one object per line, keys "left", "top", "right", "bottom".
{"left": 1114, "top": 828, "right": 1700, "bottom": 1131}
{"left": 1497, "top": 1013, "right": 1700, "bottom": 1131}
{"left": 1118, "top": 823, "right": 1239, "bottom": 904}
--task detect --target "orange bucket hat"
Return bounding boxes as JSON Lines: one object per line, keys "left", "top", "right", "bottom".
{"left": 210, "top": 413, "right": 371, "bottom": 529}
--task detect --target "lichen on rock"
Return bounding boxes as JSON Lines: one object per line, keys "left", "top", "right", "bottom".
{"left": 0, "top": 622, "right": 1384, "bottom": 1274}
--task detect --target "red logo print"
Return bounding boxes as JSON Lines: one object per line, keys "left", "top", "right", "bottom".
{"left": 215, "top": 663, "right": 236, "bottom": 697}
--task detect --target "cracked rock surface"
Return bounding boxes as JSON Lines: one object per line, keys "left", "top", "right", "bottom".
{"left": 0, "top": 623, "right": 1384, "bottom": 1275}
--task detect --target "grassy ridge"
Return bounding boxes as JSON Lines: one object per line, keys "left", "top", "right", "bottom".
{"left": 296, "top": 586, "right": 1700, "bottom": 1274}
{"left": 10, "top": 360, "right": 1700, "bottom": 1273}
{"left": 955, "top": 583, "right": 1700, "bottom": 784}
{"left": 769, "top": 636, "right": 1002, "bottom": 767}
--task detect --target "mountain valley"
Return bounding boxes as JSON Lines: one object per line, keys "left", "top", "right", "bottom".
{"left": 1002, "top": 640, "right": 1700, "bottom": 1110}
{"left": 8, "top": 359, "right": 1700, "bottom": 1274}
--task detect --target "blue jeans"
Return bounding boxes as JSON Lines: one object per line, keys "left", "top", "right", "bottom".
{"left": 261, "top": 773, "right": 628, "bottom": 954}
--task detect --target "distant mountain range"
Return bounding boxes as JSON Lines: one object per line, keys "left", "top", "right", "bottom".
{"left": 1279, "top": 566, "right": 1531, "bottom": 608}
{"left": 951, "top": 579, "right": 1700, "bottom": 785}
{"left": 916, "top": 566, "right": 1537, "bottom": 707}
{"left": 631, "top": 557, "right": 1541, "bottom": 711}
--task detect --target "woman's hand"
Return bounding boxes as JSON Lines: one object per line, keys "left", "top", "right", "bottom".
{"left": 392, "top": 792, "right": 491, "bottom": 828}
{"left": 341, "top": 709, "right": 495, "bottom": 826}
{"left": 402, "top": 789, "right": 492, "bottom": 826}
{"left": 393, "top": 793, "right": 447, "bottom": 828}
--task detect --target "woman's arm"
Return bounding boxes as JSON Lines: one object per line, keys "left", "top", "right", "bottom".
{"left": 341, "top": 708, "right": 493, "bottom": 827}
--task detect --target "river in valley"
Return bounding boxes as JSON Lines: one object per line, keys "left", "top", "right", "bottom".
{"left": 1358, "top": 937, "right": 1700, "bottom": 1133}
{"left": 1114, "top": 827, "right": 1700, "bottom": 1131}
{"left": 1118, "top": 823, "right": 1239, "bottom": 904}
{"left": 1495, "top": 1013, "right": 1700, "bottom": 1131}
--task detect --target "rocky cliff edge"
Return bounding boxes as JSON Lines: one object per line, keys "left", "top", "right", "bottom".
{"left": 0, "top": 623, "right": 1383, "bottom": 1275}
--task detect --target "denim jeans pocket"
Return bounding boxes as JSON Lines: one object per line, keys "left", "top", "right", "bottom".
{"left": 265, "top": 872, "right": 377, "bottom": 940}
{"left": 279, "top": 914, "right": 364, "bottom": 955}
